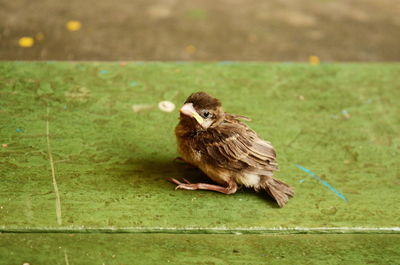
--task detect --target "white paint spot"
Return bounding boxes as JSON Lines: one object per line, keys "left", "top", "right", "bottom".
{"left": 158, "top": 101, "right": 175, "bottom": 112}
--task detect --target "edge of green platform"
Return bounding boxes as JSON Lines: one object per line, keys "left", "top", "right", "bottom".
{"left": 1, "top": 226, "right": 399, "bottom": 234}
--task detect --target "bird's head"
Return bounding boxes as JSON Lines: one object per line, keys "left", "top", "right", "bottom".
{"left": 179, "top": 92, "right": 224, "bottom": 130}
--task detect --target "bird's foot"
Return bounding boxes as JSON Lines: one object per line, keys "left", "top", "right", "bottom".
{"left": 168, "top": 178, "right": 198, "bottom": 190}
{"left": 167, "top": 178, "right": 237, "bottom": 194}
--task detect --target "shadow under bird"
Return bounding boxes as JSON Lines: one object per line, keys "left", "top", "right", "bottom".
{"left": 169, "top": 92, "right": 294, "bottom": 207}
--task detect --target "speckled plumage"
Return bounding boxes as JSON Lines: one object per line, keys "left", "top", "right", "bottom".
{"left": 170, "top": 92, "right": 294, "bottom": 207}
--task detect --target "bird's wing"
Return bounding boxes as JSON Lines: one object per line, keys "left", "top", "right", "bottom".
{"left": 196, "top": 121, "right": 278, "bottom": 173}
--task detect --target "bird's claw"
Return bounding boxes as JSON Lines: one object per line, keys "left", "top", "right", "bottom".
{"left": 181, "top": 178, "right": 191, "bottom": 184}
{"left": 168, "top": 177, "right": 197, "bottom": 190}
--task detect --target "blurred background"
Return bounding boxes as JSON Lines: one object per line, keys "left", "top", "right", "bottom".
{"left": 1, "top": 0, "right": 399, "bottom": 61}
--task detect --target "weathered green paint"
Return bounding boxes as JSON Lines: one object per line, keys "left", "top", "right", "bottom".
{"left": 0, "top": 62, "right": 399, "bottom": 230}
{"left": 1, "top": 233, "right": 399, "bottom": 265}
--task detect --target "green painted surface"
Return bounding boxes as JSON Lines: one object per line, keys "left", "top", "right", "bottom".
{"left": 0, "top": 233, "right": 399, "bottom": 265}
{"left": 1, "top": 62, "right": 399, "bottom": 230}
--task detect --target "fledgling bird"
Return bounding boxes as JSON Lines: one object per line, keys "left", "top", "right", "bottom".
{"left": 169, "top": 92, "right": 294, "bottom": 207}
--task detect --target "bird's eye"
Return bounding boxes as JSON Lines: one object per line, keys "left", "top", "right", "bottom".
{"left": 202, "top": 110, "right": 210, "bottom": 118}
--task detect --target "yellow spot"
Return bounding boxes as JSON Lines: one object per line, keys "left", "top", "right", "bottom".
{"left": 18, "top": 37, "right": 34, "bottom": 48}
{"left": 185, "top": 45, "right": 197, "bottom": 54}
{"left": 35, "top": 32, "right": 45, "bottom": 41}
{"left": 66, "top": 20, "right": 82, "bottom": 31}
{"left": 2, "top": 144, "right": 8, "bottom": 148}
{"left": 309, "top": 55, "right": 320, "bottom": 65}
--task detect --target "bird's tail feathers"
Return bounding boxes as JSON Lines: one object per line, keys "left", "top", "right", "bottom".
{"left": 258, "top": 177, "right": 294, "bottom": 207}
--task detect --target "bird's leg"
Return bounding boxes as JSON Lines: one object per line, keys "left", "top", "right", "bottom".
{"left": 168, "top": 178, "right": 237, "bottom": 195}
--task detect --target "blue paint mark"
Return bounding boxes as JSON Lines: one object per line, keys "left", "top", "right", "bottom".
{"left": 16, "top": 128, "right": 23, "bottom": 133}
{"left": 295, "top": 164, "right": 348, "bottom": 202}
{"left": 99, "top": 70, "right": 109, "bottom": 74}
{"left": 129, "top": 81, "right": 138, "bottom": 87}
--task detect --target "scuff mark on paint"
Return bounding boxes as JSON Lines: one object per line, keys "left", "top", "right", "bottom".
{"left": 98, "top": 69, "right": 109, "bottom": 74}
{"left": 295, "top": 164, "right": 348, "bottom": 202}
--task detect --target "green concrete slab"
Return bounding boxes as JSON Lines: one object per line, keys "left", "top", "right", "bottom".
{"left": 1, "top": 233, "right": 399, "bottom": 265}
{"left": 0, "top": 62, "right": 399, "bottom": 231}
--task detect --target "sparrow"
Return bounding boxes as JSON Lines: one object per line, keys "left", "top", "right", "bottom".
{"left": 169, "top": 92, "right": 294, "bottom": 207}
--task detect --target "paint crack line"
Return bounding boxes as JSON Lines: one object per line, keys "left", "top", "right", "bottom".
{"left": 46, "top": 106, "right": 63, "bottom": 225}
{"left": 64, "top": 249, "right": 70, "bottom": 265}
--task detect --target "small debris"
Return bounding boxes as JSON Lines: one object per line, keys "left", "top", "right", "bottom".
{"left": 129, "top": 81, "right": 138, "bottom": 87}
{"left": 16, "top": 128, "right": 23, "bottom": 133}
{"left": 158, "top": 101, "right": 175, "bottom": 112}
{"left": 298, "top": 95, "right": 305, "bottom": 100}
{"left": 147, "top": 5, "right": 172, "bottom": 19}
{"left": 185, "top": 45, "right": 197, "bottom": 54}
{"left": 23, "top": 263, "right": 30, "bottom": 265}
{"left": 66, "top": 20, "right": 82, "bottom": 31}
{"left": 186, "top": 8, "right": 208, "bottom": 20}
{"left": 35, "top": 32, "right": 45, "bottom": 41}
{"left": 2, "top": 144, "right": 8, "bottom": 148}
{"left": 65, "top": 87, "right": 90, "bottom": 102}
{"left": 321, "top": 206, "right": 337, "bottom": 215}
{"left": 98, "top": 69, "right": 109, "bottom": 74}
{"left": 132, "top": 104, "right": 153, "bottom": 113}
{"left": 18, "top": 37, "right": 34, "bottom": 48}
{"left": 309, "top": 55, "right": 320, "bottom": 65}
{"left": 299, "top": 179, "right": 305, "bottom": 183}
{"left": 341, "top": 109, "right": 351, "bottom": 119}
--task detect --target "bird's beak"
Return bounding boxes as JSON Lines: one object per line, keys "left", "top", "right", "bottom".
{"left": 180, "top": 103, "right": 204, "bottom": 125}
